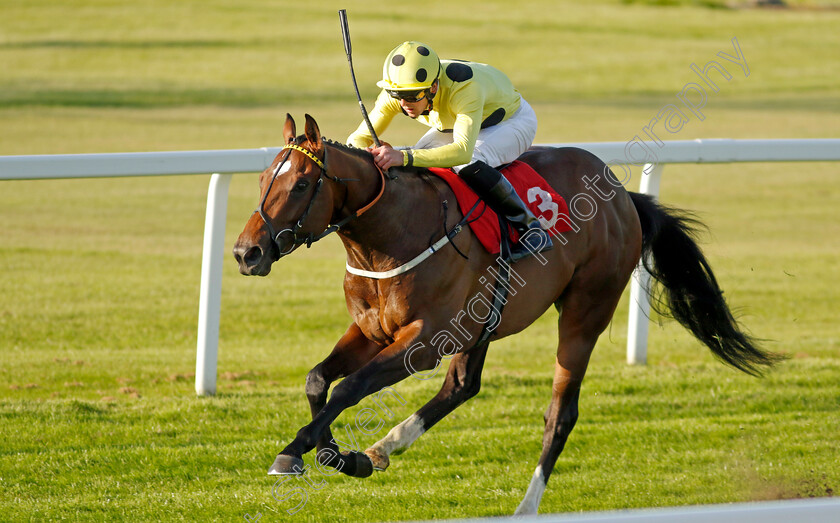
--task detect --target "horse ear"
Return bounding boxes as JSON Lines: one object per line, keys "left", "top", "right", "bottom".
{"left": 283, "top": 113, "right": 296, "bottom": 144}
{"left": 303, "top": 114, "right": 322, "bottom": 151}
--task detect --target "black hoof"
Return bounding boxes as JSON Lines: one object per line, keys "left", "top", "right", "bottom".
{"left": 267, "top": 454, "right": 305, "bottom": 475}
{"left": 338, "top": 450, "right": 374, "bottom": 478}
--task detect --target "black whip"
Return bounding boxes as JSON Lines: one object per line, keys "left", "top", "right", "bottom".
{"left": 338, "top": 9, "right": 381, "bottom": 148}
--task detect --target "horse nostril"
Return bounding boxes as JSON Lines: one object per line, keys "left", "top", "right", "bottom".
{"left": 233, "top": 245, "right": 245, "bottom": 265}
{"left": 233, "top": 243, "right": 263, "bottom": 268}
{"left": 243, "top": 245, "right": 264, "bottom": 267}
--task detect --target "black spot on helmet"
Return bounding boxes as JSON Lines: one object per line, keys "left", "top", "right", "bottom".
{"left": 377, "top": 41, "right": 441, "bottom": 90}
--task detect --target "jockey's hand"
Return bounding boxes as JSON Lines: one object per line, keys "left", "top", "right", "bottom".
{"left": 365, "top": 141, "right": 391, "bottom": 151}
{"left": 370, "top": 143, "right": 403, "bottom": 171}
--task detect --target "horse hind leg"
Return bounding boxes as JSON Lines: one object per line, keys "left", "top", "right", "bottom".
{"left": 365, "top": 342, "right": 490, "bottom": 471}
{"left": 515, "top": 278, "right": 626, "bottom": 515}
{"left": 516, "top": 362, "right": 583, "bottom": 515}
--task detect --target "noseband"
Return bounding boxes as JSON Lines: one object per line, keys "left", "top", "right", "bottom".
{"left": 256, "top": 140, "right": 386, "bottom": 257}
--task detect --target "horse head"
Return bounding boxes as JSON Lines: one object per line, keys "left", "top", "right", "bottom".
{"left": 233, "top": 114, "right": 339, "bottom": 276}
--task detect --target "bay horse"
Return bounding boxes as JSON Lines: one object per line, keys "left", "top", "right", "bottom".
{"left": 232, "top": 114, "right": 780, "bottom": 515}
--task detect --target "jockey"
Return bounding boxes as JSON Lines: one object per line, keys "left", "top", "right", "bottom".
{"left": 347, "top": 41, "right": 552, "bottom": 263}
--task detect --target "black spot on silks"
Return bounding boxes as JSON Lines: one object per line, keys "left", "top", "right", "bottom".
{"left": 445, "top": 62, "right": 473, "bottom": 82}
{"left": 481, "top": 107, "right": 506, "bottom": 129}
{"left": 416, "top": 68, "right": 428, "bottom": 82}
{"left": 417, "top": 46, "right": 430, "bottom": 56}
{"left": 392, "top": 54, "right": 405, "bottom": 66}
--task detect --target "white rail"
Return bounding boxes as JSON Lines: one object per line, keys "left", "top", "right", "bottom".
{"left": 428, "top": 497, "right": 840, "bottom": 523}
{"left": 2, "top": 139, "right": 839, "bottom": 395}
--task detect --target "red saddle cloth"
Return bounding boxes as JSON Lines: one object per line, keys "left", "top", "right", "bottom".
{"left": 428, "top": 161, "right": 573, "bottom": 255}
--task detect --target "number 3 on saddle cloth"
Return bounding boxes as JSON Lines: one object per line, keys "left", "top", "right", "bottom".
{"left": 428, "top": 161, "right": 573, "bottom": 256}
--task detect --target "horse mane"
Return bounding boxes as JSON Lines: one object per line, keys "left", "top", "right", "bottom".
{"left": 320, "top": 137, "right": 374, "bottom": 162}
{"left": 318, "top": 136, "right": 430, "bottom": 180}
{"left": 295, "top": 135, "right": 431, "bottom": 181}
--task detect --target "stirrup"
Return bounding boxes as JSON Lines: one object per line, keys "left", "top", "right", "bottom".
{"left": 458, "top": 160, "right": 554, "bottom": 262}
{"left": 510, "top": 223, "right": 553, "bottom": 263}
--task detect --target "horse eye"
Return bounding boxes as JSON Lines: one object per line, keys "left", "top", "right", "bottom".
{"left": 292, "top": 180, "right": 310, "bottom": 192}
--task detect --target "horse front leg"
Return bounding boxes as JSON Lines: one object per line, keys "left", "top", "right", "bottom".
{"left": 303, "top": 322, "right": 384, "bottom": 478}
{"left": 364, "top": 341, "right": 490, "bottom": 471}
{"left": 268, "top": 320, "right": 438, "bottom": 476}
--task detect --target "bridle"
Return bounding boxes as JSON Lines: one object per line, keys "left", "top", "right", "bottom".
{"left": 255, "top": 139, "right": 386, "bottom": 257}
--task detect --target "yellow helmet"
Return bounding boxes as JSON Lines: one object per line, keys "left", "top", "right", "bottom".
{"left": 376, "top": 41, "right": 441, "bottom": 91}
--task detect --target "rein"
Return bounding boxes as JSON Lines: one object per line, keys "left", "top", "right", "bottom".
{"left": 256, "top": 141, "right": 386, "bottom": 257}
{"left": 258, "top": 139, "right": 465, "bottom": 280}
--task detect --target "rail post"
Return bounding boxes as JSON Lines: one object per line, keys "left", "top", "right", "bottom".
{"left": 626, "top": 163, "right": 663, "bottom": 365}
{"left": 195, "top": 173, "right": 233, "bottom": 396}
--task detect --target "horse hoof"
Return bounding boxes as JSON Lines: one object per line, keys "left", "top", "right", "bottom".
{"left": 364, "top": 448, "right": 389, "bottom": 471}
{"left": 267, "top": 454, "right": 305, "bottom": 475}
{"left": 340, "top": 450, "right": 373, "bottom": 478}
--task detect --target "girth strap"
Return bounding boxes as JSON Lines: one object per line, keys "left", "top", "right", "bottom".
{"left": 345, "top": 225, "right": 464, "bottom": 279}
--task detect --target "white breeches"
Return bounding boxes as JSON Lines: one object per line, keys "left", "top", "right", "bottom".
{"left": 412, "top": 97, "right": 538, "bottom": 172}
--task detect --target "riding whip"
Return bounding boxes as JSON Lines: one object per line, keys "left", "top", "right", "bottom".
{"left": 338, "top": 9, "right": 381, "bottom": 148}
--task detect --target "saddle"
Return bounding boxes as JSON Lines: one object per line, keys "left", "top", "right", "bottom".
{"left": 427, "top": 161, "right": 572, "bottom": 256}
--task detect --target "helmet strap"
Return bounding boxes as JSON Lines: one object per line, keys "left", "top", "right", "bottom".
{"left": 426, "top": 79, "right": 439, "bottom": 108}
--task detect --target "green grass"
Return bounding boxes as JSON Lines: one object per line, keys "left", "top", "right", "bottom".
{"left": 1, "top": 0, "right": 839, "bottom": 521}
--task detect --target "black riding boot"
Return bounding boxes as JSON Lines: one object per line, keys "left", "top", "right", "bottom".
{"left": 459, "top": 161, "right": 553, "bottom": 263}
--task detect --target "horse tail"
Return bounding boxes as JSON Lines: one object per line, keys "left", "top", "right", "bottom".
{"left": 628, "top": 192, "right": 784, "bottom": 376}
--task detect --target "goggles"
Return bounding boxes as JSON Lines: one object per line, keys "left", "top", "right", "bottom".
{"left": 386, "top": 89, "right": 428, "bottom": 103}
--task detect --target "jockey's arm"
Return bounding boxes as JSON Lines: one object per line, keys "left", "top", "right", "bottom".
{"left": 407, "top": 111, "right": 479, "bottom": 168}
{"left": 406, "top": 84, "right": 484, "bottom": 168}
{"left": 346, "top": 91, "right": 399, "bottom": 149}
